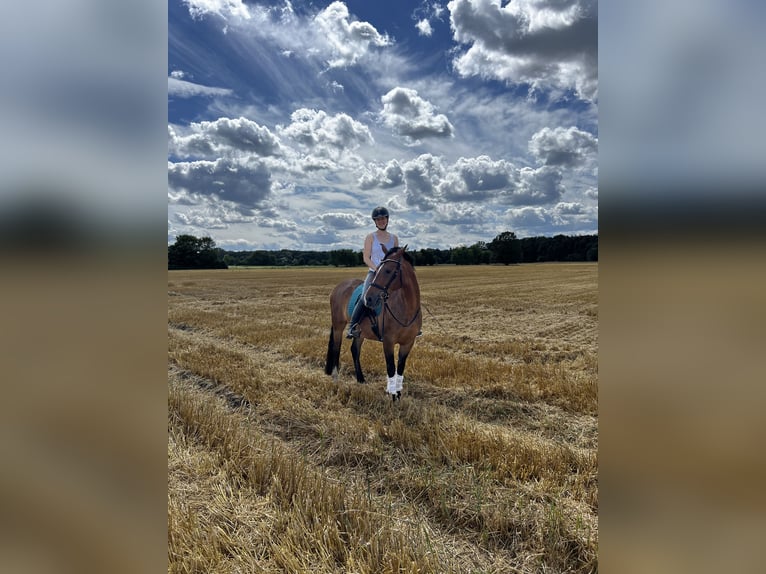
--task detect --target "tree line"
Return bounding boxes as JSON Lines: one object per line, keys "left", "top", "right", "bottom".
{"left": 168, "top": 232, "right": 597, "bottom": 270}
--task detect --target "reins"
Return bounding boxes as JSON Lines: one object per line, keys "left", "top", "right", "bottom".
{"left": 367, "top": 254, "right": 421, "bottom": 337}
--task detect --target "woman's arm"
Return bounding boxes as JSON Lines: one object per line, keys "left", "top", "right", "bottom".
{"left": 362, "top": 233, "right": 375, "bottom": 270}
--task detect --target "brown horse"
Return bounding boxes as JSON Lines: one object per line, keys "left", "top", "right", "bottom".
{"left": 324, "top": 245, "right": 422, "bottom": 400}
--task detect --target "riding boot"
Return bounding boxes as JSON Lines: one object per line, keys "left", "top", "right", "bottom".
{"left": 346, "top": 299, "right": 367, "bottom": 338}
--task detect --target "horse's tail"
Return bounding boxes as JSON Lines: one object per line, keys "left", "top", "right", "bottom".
{"left": 324, "top": 326, "right": 335, "bottom": 375}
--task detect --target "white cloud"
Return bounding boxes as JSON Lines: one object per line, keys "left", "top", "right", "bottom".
{"left": 358, "top": 160, "right": 404, "bottom": 189}
{"left": 167, "top": 158, "right": 273, "bottom": 209}
{"left": 169, "top": 117, "right": 282, "bottom": 159}
{"left": 435, "top": 202, "right": 493, "bottom": 225}
{"left": 313, "top": 211, "right": 367, "bottom": 230}
{"left": 447, "top": 0, "right": 598, "bottom": 101}
{"left": 168, "top": 77, "right": 233, "bottom": 98}
{"left": 509, "top": 165, "right": 565, "bottom": 205}
{"left": 380, "top": 87, "right": 454, "bottom": 143}
{"left": 396, "top": 153, "right": 564, "bottom": 209}
{"left": 314, "top": 1, "right": 391, "bottom": 68}
{"left": 182, "top": 0, "right": 251, "bottom": 20}
{"left": 278, "top": 108, "right": 373, "bottom": 155}
{"left": 529, "top": 126, "right": 598, "bottom": 167}
{"left": 439, "top": 156, "right": 515, "bottom": 201}
{"left": 299, "top": 226, "right": 342, "bottom": 245}
{"left": 402, "top": 154, "right": 448, "bottom": 210}
{"left": 504, "top": 200, "right": 597, "bottom": 236}
{"left": 416, "top": 19, "right": 433, "bottom": 36}
{"left": 506, "top": 205, "right": 553, "bottom": 228}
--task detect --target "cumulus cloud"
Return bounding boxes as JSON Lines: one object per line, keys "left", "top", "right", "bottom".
{"left": 168, "top": 76, "right": 234, "bottom": 98}
{"left": 438, "top": 156, "right": 515, "bottom": 201}
{"left": 529, "top": 126, "right": 597, "bottom": 167}
{"left": 174, "top": 201, "right": 256, "bottom": 229}
{"left": 169, "top": 117, "right": 282, "bottom": 159}
{"left": 505, "top": 200, "right": 597, "bottom": 235}
{"left": 402, "top": 154, "right": 448, "bottom": 210}
{"left": 380, "top": 87, "right": 454, "bottom": 143}
{"left": 279, "top": 108, "right": 373, "bottom": 156}
{"left": 314, "top": 1, "right": 391, "bottom": 68}
{"left": 435, "top": 203, "right": 492, "bottom": 225}
{"left": 509, "top": 165, "right": 565, "bottom": 204}
{"left": 299, "top": 226, "right": 342, "bottom": 245}
{"left": 506, "top": 205, "right": 553, "bottom": 228}
{"left": 416, "top": 19, "right": 433, "bottom": 36}
{"left": 448, "top": 0, "right": 598, "bottom": 101}
{"left": 398, "top": 153, "right": 563, "bottom": 209}
{"left": 358, "top": 160, "right": 404, "bottom": 189}
{"left": 313, "top": 211, "right": 367, "bottom": 230}
{"left": 167, "top": 158, "right": 273, "bottom": 209}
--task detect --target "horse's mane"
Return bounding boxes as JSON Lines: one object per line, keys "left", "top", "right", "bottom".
{"left": 388, "top": 246, "right": 414, "bottom": 266}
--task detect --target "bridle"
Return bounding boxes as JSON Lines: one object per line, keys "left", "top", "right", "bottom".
{"left": 367, "top": 256, "right": 403, "bottom": 301}
{"left": 366, "top": 255, "right": 421, "bottom": 330}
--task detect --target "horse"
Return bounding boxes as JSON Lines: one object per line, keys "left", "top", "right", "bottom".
{"left": 324, "top": 245, "right": 422, "bottom": 401}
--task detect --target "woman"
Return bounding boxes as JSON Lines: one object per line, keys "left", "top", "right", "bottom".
{"left": 346, "top": 206, "right": 399, "bottom": 338}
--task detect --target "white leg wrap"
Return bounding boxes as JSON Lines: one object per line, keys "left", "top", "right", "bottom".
{"left": 386, "top": 376, "right": 397, "bottom": 395}
{"left": 395, "top": 374, "right": 403, "bottom": 392}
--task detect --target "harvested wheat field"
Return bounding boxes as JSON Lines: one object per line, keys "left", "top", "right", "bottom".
{"left": 168, "top": 263, "right": 598, "bottom": 573}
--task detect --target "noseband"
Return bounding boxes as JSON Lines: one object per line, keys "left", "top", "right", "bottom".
{"left": 367, "top": 257, "right": 402, "bottom": 301}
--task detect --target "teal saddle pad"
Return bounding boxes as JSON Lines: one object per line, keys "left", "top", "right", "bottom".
{"left": 347, "top": 284, "right": 383, "bottom": 318}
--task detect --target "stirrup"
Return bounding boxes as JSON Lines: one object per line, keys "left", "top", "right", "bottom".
{"left": 346, "top": 324, "right": 361, "bottom": 339}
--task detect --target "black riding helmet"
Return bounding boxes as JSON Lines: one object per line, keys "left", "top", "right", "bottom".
{"left": 371, "top": 206, "right": 389, "bottom": 219}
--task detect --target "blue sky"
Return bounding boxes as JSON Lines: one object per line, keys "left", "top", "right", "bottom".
{"left": 168, "top": 0, "right": 598, "bottom": 251}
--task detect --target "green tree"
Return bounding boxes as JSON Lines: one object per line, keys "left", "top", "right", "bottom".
{"left": 329, "top": 249, "right": 360, "bottom": 267}
{"left": 246, "top": 250, "right": 276, "bottom": 266}
{"left": 418, "top": 248, "right": 437, "bottom": 266}
{"left": 488, "top": 231, "right": 522, "bottom": 265}
{"left": 450, "top": 246, "right": 470, "bottom": 265}
{"left": 168, "top": 234, "right": 228, "bottom": 269}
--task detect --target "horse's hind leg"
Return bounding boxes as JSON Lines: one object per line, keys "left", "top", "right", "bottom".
{"left": 350, "top": 337, "right": 366, "bottom": 383}
{"left": 325, "top": 326, "right": 343, "bottom": 381}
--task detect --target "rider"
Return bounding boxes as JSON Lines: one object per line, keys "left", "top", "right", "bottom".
{"left": 346, "top": 206, "right": 398, "bottom": 338}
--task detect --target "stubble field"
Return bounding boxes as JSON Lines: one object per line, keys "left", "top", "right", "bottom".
{"left": 168, "top": 263, "right": 598, "bottom": 573}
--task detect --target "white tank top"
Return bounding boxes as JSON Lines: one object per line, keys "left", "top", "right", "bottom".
{"left": 371, "top": 232, "right": 396, "bottom": 268}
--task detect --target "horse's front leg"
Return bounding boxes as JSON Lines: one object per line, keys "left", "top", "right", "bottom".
{"left": 350, "top": 337, "right": 366, "bottom": 384}
{"left": 393, "top": 339, "right": 415, "bottom": 398}
{"left": 383, "top": 340, "right": 398, "bottom": 398}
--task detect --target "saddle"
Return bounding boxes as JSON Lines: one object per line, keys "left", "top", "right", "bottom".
{"left": 348, "top": 284, "right": 384, "bottom": 340}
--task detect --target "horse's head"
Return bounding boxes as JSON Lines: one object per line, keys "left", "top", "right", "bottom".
{"left": 365, "top": 245, "right": 411, "bottom": 308}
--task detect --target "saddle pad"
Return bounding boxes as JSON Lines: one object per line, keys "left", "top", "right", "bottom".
{"left": 347, "top": 283, "right": 383, "bottom": 318}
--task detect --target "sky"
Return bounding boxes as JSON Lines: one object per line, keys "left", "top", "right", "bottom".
{"left": 168, "top": 0, "right": 598, "bottom": 251}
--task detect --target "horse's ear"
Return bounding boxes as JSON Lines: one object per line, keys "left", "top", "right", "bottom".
{"left": 381, "top": 244, "right": 389, "bottom": 255}
{"left": 402, "top": 244, "right": 408, "bottom": 252}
